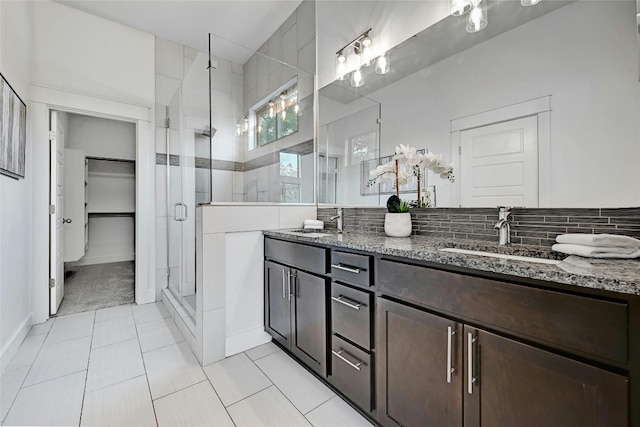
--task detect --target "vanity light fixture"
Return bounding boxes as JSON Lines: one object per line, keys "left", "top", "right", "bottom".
{"left": 335, "top": 29, "right": 389, "bottom": 87}
{"left": 466, "top": 0, "right": 488, "bottom": 33}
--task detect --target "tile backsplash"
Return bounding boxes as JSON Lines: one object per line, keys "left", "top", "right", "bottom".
{"left": 317, "top": 207, "right": 640, "bottom": 247}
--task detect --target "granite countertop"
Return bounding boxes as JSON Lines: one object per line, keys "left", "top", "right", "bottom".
{"left": 263, "top": 229, "right": 640, "bottom": 296}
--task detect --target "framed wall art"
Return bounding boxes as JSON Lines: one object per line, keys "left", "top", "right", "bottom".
{"left": 0, "top": 73, "right": 27, "bottom": 179}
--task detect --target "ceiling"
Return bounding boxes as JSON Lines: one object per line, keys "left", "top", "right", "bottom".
{"left": 54, "top": 0, "right": 303, "bottom": 64}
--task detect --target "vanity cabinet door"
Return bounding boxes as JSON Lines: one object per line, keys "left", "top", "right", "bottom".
{"left": 377, "top": 298, "right": 463, "bottom": 427}
{"left": 291, "top": 270, "right": 328, "bottom": 377}
{"left": 264, "top": 261, "right": 291, "bottom": 348}
{"left": 464, "top": 326, "right": 628, "bottom": 427}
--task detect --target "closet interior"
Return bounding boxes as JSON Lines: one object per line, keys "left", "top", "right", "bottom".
{"left": 57, "top": 112, "right": 137, "bottom": 316}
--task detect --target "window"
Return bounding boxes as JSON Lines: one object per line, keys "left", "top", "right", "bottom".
{"left": 255, "top": 84, "right": 298, "bottom": 147}
{"left": 280, "top": 152, "right": 300, "bottom": 203}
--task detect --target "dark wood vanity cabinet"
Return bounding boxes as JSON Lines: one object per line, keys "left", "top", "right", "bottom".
{"left": 264, "top": 239, "right": 329, "bottom": 377}
{"left": 264, "top": 235, "right": 637, "bottom": 427}
{"left": 376, "top": 257, "right": 631, "bottom": 427}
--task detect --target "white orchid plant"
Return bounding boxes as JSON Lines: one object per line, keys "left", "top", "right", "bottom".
{"left": 367, "top": 144, "right": 455, "bottom": 207}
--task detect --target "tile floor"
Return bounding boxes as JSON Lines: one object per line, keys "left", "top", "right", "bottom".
{"left": 0, "top": 302, "right": 372, "bottom": 427}
{"left": 58, "top": 262, "right": 135, "bottom": 316}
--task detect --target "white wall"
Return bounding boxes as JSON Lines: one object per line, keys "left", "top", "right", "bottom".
{"left": 316, "top": 0, "right": 449, "bottom": 89}
{"left": 31, "top": 1, "right": 155, "bottom": 107}
{"left": 371, "top": 1, "right": 639, "bottom": 208}
{"left": 66, "top": 114, "right": 136, "bottom": 160}
{"left": 0, "top": 0, "right": 33, "bottom": 372}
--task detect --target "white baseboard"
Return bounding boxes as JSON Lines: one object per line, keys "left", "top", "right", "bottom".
{"left": 67, "top": 253, "right": 135, "bottom": 267}
{"left": 1, "top": 313, "right": 32, "bottom": 375}
{"left": 226, "top": 327, "right": 272, "bottom": 357}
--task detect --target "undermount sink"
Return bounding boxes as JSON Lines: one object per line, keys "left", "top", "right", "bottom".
{"left": 439, "top": 248, "right": 562, "bottom": 265}
{"left": 289, "top": 229, "right": 332, "bottom": 238}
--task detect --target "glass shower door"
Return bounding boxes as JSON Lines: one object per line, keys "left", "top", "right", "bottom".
{"left": 166, "top": 93, "right": 198, "bottom": 320}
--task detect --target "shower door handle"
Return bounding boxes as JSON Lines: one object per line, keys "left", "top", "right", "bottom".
{"left": 173, "top": 203, "right": 187, "bottom": 222}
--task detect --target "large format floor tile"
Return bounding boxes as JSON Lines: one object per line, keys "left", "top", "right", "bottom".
{"left": 143, "top": 342, "right": 206, "bottom": 399}
{"left": 4, "top": 371, "right": 86, "bottom": 426}
{"left": 245, "top": 341, "right": 281, "bottom": 361}
{"left": 132, "top": 302, "right": 170, "bottom": 325}
{"left": 203, "top": 352, "right": 272, "bottom": 407}
{"left": 0, "top": 366, "right": 29, "bottom": 422}
{"left": 305, "top": 396, "right": 373, "bottom": 427}
{"left": 154, "top": 380, "right": 234, "bottom": 427}
{"left": 227, "top": 386, "right": 312, "bottom": 427}
{"left": 27, "top": 319, "right": 55, "bottom": 337}
{"left": 255, "top": 351, "right": 335, "bottom": 414}
{"left": 45, "top": 311, "right": 95, "bottom": 346}
{"left": 23, "top": 336, "right": 91, "bottom": 387}
{"left": 81, "top": 375, "right": 156, "bottom": 427}
{"left": 136, "top": 316, "right": 184, "bottom": 353}
{"left": 92, "top": 314, "right": 138, "bottom": 348}
{"left": 4, "top": 333, "right": 47, "bottom": 371}
{"left": 95, "top": 304, "right": 133, "bottom": 323}
{"left": 86, "top": 338, "right": 145, "bottom": 391}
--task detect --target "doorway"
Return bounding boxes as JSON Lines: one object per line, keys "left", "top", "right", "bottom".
{"left": 49, "top": 110, "right": 137, "bottom": 316}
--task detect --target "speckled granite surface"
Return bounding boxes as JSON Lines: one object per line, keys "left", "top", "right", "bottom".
{"left": 263, "top": 229, "right": 640, "bottom": 296}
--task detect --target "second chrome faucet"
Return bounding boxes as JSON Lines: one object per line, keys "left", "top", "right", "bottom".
{"left": 494, "top": 206, "right": 511, "bottom": 246}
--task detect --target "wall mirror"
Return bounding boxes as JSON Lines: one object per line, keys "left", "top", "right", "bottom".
{"left": 318, "top": 0, "right": 639, "bottom": 208}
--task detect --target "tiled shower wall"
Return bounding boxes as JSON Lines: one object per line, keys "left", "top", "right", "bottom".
{"left": 318, "top": 207, "right": 640, "bottom": 247}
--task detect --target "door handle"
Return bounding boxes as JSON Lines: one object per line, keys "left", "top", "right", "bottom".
{"left": 281, "top": 268, "right": 287, "bottom": 299}
{"left": 62, "top": 218, "right": 72, "bottom": 224}
{"left": 446, "top": 326, "right": 456, "bottom": 384}
{"left": 287, "top": 270, "right": 295, "bottom": 301}
{"left": 173, "top": 202, "right": 187, "bottom": 221}
{"left": 468, "top": 332, "right": 478, "bottom": 394}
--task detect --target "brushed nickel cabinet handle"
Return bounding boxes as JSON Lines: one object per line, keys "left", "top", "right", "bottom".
{"left": 447, "top": 326, "right": 456, "bottom": 384}
{"left": 281, "top": 269, "right": 286, "bottom": 299}
{"left": 287, "top": 270, "right": 295, "bottom": 301}
{"left": 332, "top": 348, "right": 363, "bottom": 371}
{"left": 331, "top": 295, "right": 362, "bottom": 310}
{"left": 468, "top": 332, "right": 477, "bottom": 394}
{"left": 331, "top": 264, "right": 361, "bottom": 274}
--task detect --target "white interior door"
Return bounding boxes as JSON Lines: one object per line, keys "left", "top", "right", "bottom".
{"left": 460, "top": 116, "right": 538, "bottom": 207}
{"left": 49, "top": 110, "right": 65, "bottom": 314}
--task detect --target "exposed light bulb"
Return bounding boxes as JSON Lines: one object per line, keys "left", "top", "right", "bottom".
{"left": 336, "top": 52, "right": 348, "bottom": 80}
{"left": 362, "top": 35, "right": 372, "bottom": 47}
{"left": 361, "top": 45, "right": 374, "bottom": 67}
{"left": 466, "top": 2, "right": 487, "bottom": 33}
{"left": 351, "top": 67, "right": 364, "bottom": 88}
{"left": 375, "top": 53, "right": 390, "bottom": 75}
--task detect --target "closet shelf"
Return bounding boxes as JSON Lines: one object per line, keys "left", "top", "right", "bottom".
{"left": 88, "top": 211, "right": 135, "bottom": 218}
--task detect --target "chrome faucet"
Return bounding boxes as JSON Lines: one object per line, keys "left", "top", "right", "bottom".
{"left": 494, "top": 206, "right": 511, "bottom": 246}
{"left": 330, "top": 208, "right": 343, "bottom": 233}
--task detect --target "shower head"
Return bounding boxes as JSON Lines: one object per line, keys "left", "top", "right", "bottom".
{"left": 197, "top": 126, "right": 217, "bottom": 138}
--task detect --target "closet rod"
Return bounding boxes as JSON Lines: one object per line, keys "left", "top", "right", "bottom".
{"left": 86, "top": 156, "right": 135, "bottom": 164}
{"left": 88, "top": 212, "right": 135, "bottom": 218}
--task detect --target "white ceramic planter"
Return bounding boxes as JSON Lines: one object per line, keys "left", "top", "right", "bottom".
{"left": 384, "top": 212, "right": 412, "bottom": 237}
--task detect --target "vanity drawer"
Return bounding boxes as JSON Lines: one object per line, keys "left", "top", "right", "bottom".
{"left": 331, "top": 334, "right": 372, "bottom": 412}
{"left": 377, "top": 258, "right": 628, "bottom": 365}
{"left": 331, "top": 250, "right": 372, "bottom": 287}
{"left": 264, "top": 237, "right": 327, "bottom": 275}
{"left": 331, "top": 282, "right": 372, "bottom": 350}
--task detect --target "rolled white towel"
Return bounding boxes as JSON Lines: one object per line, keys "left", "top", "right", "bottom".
{"left": 552, "top": 243, "right": 640, "bottom": 258}
{"left": 555, "top": 233, "right": 640, "bottom": 249}
{"left": 303, "top": 219, "right": 324, "bottom": 230}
